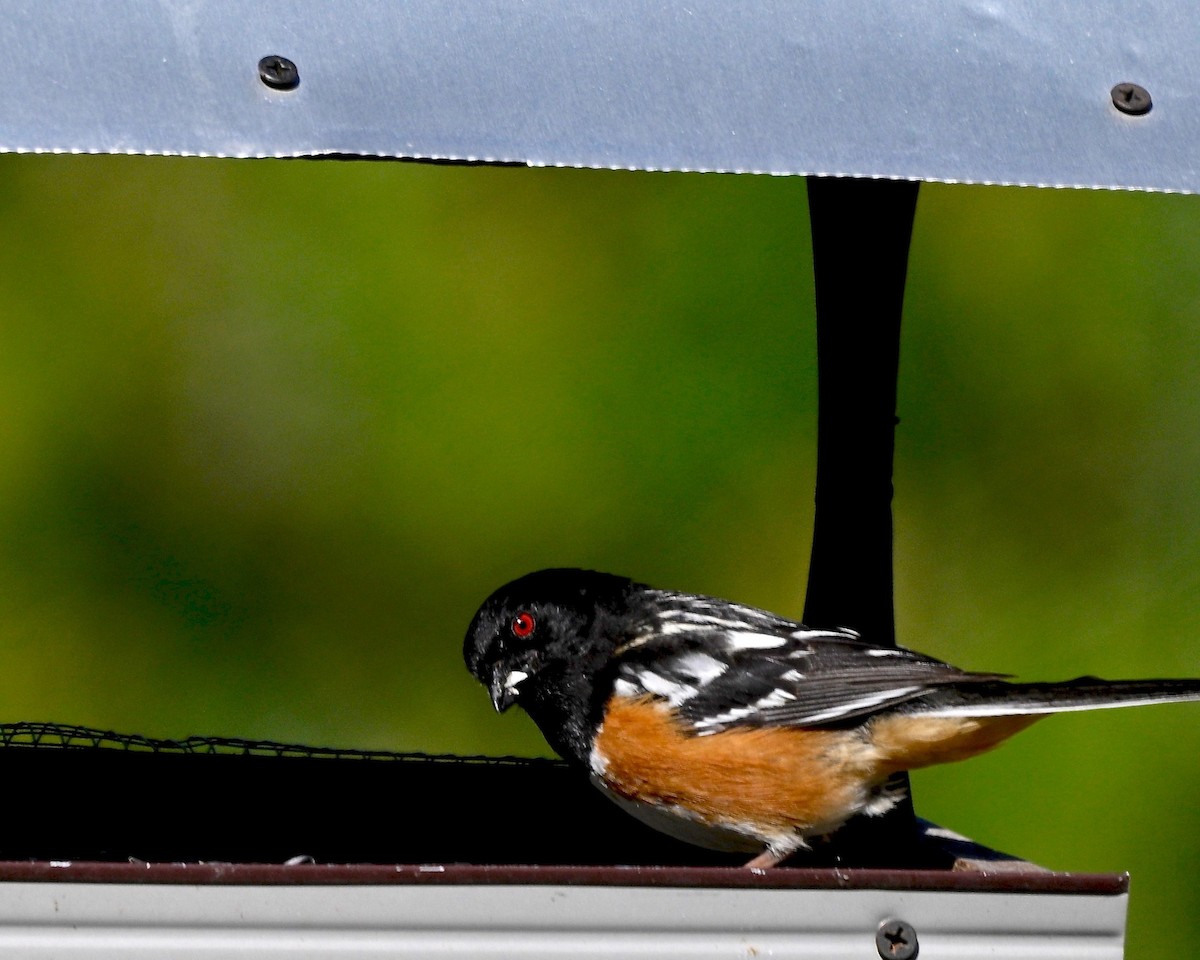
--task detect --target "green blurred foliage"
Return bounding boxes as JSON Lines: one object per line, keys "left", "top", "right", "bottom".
{"left": 0, "top": 155, "right": 1197, "bottom": 958}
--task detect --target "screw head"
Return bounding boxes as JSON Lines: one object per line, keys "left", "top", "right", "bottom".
{"left": 1111, "top": 82, "right": 1151, "bottom": 116}
{"left": 258, "top": 55, "right": 300, "bottom": 91}
{"left": 876, "top": 919, "right": 919, "bottom": 960}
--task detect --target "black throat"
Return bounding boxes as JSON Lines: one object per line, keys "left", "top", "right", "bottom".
{"left": 517, "top": 600, "right": 636, "bottom": 766}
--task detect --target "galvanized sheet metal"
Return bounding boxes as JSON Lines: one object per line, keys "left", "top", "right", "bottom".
{"left": 0, "top": 0, "right": 1196, "bottom": 191}
{"left": 0, "top": 872, "right": 1128, "bottom": 960}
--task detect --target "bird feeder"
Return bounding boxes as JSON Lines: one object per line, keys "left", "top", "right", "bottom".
{"left": 0, "top": 0, "right": 1193, "bottom": 955}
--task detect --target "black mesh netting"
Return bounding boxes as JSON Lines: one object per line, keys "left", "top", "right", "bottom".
{"left": 0, "top": 720, "right": 537, "bottom": 762}
{"left": 0, "top": 721, "right": 742, "bottom": 866}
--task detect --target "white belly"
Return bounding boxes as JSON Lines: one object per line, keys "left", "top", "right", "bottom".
{"left": 589, "top": 774, "right": 765, "bottom": 853}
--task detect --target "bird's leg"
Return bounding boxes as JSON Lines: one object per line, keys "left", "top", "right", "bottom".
{"left": 744, "top": 847, "right": 788, "bottom": 869}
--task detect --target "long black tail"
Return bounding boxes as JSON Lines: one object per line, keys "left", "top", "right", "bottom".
{"left": 916, "top": 676, "right": 1200, "bottom": 718}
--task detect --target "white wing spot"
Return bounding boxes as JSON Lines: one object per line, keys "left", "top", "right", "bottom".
{"left": 790, "top": 628, "right": 854, "bottom": 642}
{"left": 657, "top": 620, "right": 725, "bottom": 637}
{"left": 725, "top": 632, "right": 788, "bottom": 650}
{"left": 614, "top": 633, "right": 653, "bottom": 655}
{"left": 658, "top": 613, "right": 747, "bottom": 633}
{"left": 670, "top": 651, "right": 728, "bottom": 685}
{"left": 866, "top": 648, "right": 905, "bottom": 657}
{"left": 801, "top": 686, "right": 923, "bottom": 724}
{"left": 693, "top": 704, "right": 757, "bottom": 731}
{"left": 754, "top": 688, "right": 797, "bottom": 708}
{"left": 636, "top": 670, "right": 697, "bottom": 706}
{"left": 780, "top": 668, "right": 806, "bottom": 682}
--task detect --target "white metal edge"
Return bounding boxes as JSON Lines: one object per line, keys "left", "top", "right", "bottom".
{"left": 0, "top": 882, "right": 1127, "bottom": 959}
{"left": 0, "top": 0, "right": 1197, "bottom": 192}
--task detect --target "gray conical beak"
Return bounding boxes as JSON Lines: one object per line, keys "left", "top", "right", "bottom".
{"left": 490, "top": 669, "right": 529, "bottom": 712}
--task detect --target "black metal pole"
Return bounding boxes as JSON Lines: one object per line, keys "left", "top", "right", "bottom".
{"left": 803, "top": 175, "right": 921, "bottom": 866}
{"left": 803, "top": 176, "right": 918, "bottom": 645}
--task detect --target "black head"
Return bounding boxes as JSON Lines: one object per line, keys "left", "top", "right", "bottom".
{"left": 463, "top": 568, "right": 643, "bottom": 763}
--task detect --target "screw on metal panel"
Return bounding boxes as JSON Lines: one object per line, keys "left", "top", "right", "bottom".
{"left": 876, "top": 919, "right": 919, "bottom": 960}
{"left": 258, "top": 55, "right": 300, "bottom": 91}
{"left": 1111, "top": 82, "right": 1152, "bottom": 116}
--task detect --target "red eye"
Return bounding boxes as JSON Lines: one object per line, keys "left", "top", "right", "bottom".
{"left": 511, "top": 612, "right": 536, "bottom": 638}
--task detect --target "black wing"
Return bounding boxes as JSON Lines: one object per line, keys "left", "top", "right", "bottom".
{"left": 612, "top": 591, "right": 1006, "bottom": 731}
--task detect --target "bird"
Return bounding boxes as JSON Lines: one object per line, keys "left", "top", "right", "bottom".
{"left": 463, "top": 567, "right": 1200, "bottom": 868}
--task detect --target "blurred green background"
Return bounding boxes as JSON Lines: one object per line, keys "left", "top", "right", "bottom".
{"left": 0, "top": 155, "right": 1197, "bottom": 956}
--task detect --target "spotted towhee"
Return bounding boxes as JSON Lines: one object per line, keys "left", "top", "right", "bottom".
{"left": 464, "top": 568, "right": 1200, "bottom": 867}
